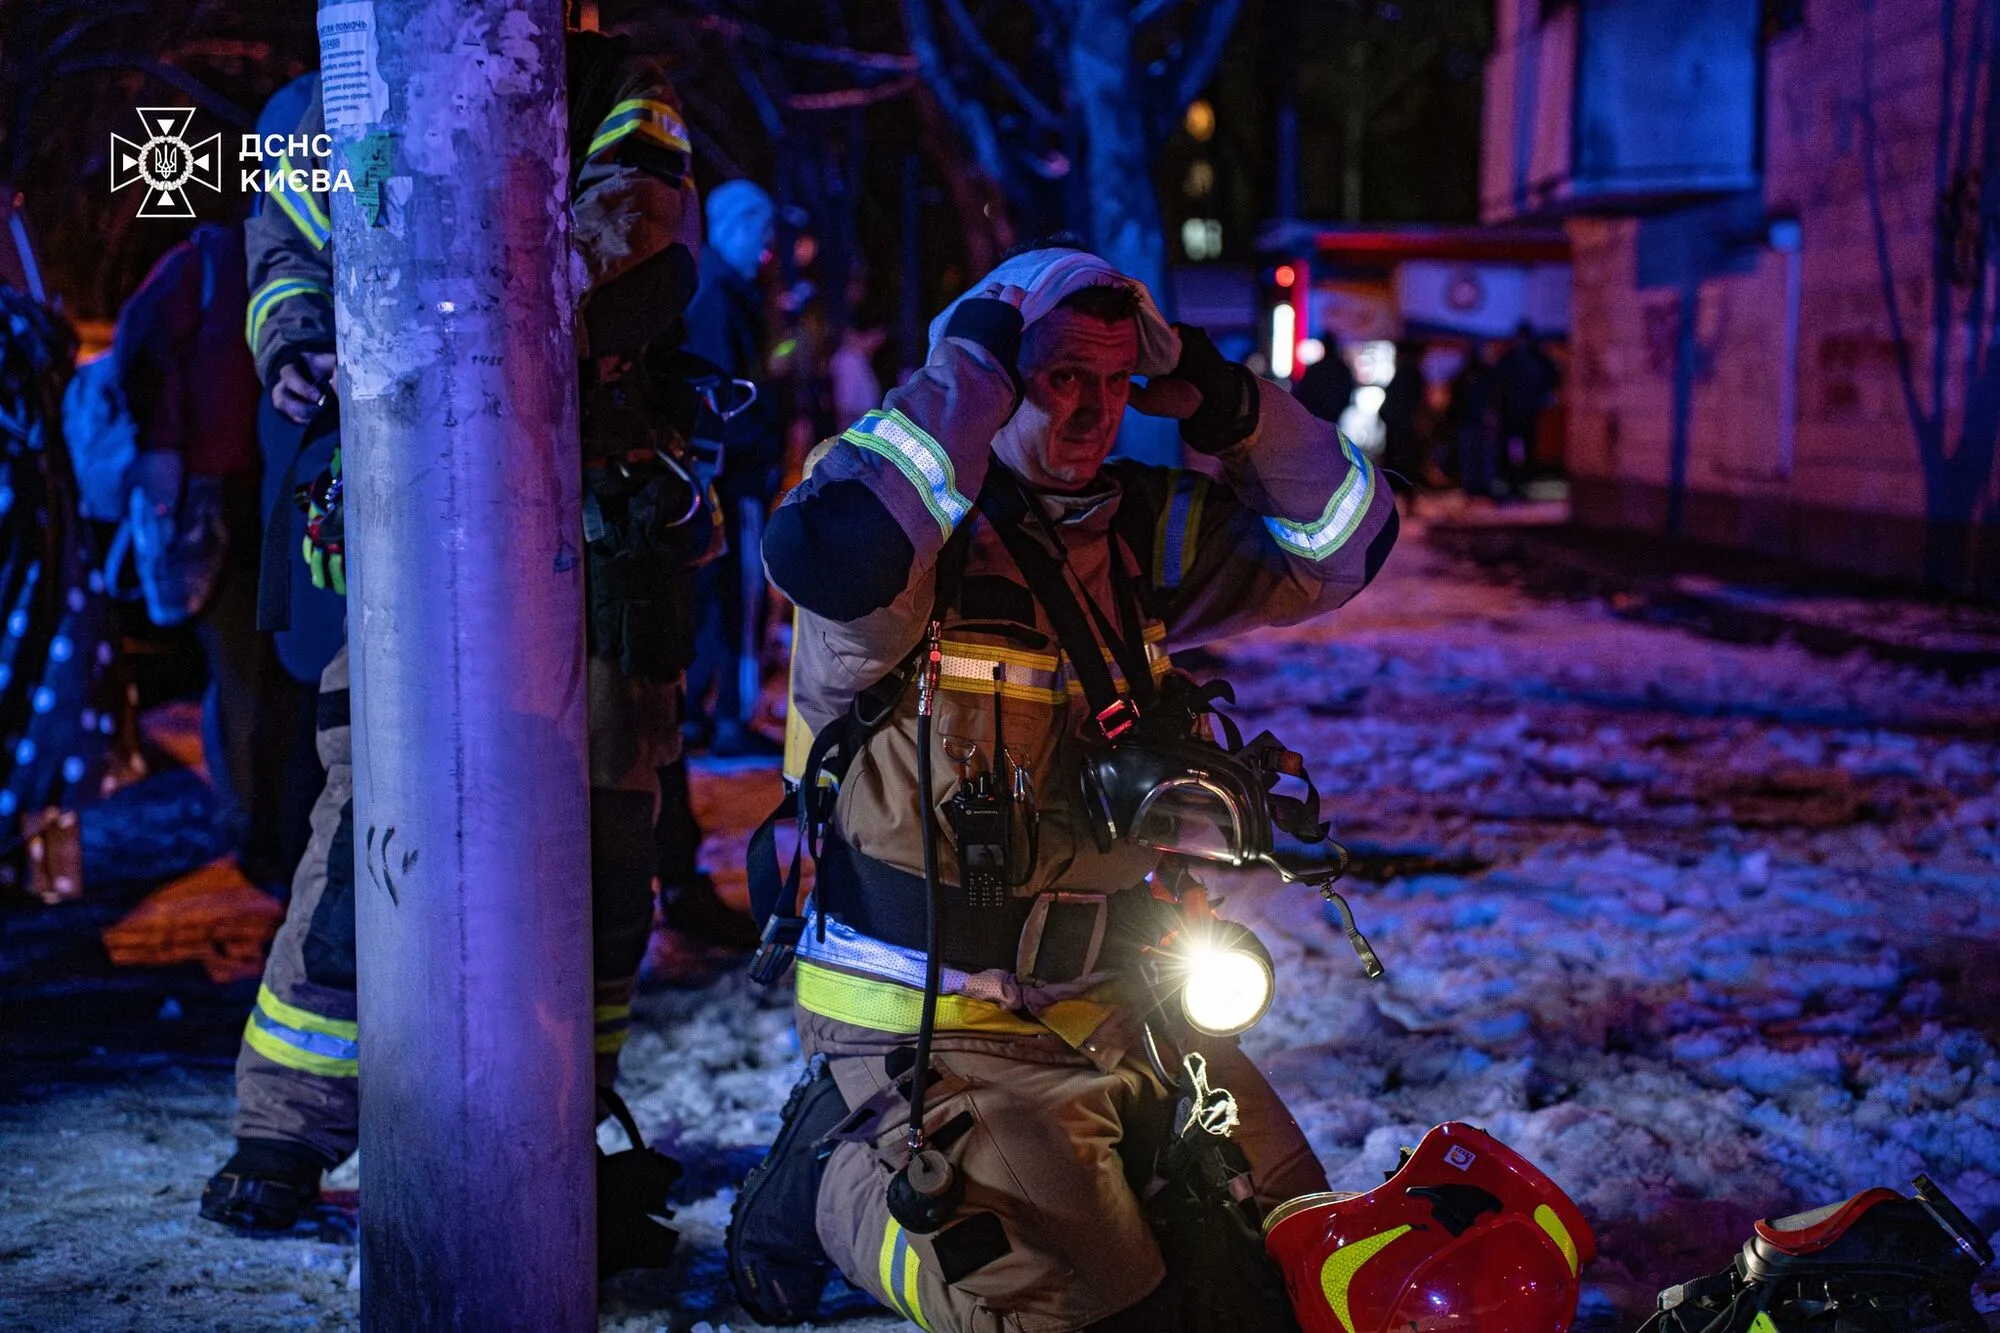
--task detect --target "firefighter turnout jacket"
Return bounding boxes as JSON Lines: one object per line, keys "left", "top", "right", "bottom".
{"left": 764, "top": 252, "right": 1400, "bottom": 1067}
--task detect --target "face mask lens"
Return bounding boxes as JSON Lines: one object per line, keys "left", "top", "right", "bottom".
{"left": 1180, "top": 937, "right": 1275, "bottom": 1036}
{"left": 1130, "top": 780, "right": 1242, "bottom": 863}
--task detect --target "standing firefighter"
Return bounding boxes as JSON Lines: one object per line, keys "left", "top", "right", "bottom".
{"left": 201, "top": 33, "right": 705, "bottom": 1267}
{"left": 729, "top": 242, "right": 1398, "bottom": 1330}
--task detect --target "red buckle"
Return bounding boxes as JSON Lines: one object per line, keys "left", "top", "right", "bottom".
{"left": 1095, "top": 698, "right": 1140, "bottom": 740}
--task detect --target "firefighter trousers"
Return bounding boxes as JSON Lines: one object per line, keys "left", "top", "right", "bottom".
{"left": 804, "top": 1016, "right": 1329, "bottom": 1333}
{"left": 232, "top": 643, "right": 669, "bottom": 1167}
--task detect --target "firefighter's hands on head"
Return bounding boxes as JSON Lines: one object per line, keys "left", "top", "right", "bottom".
{"left": 1141, "top": 322, "right": 1260, "bottom": 455}
{"left": 273, "top": 352, "right": 338, "bottom": 425}
{"left": 943, "top": 281, "right": 1029, "bottom": 400}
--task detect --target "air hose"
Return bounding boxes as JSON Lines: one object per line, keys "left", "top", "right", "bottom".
{"left": 887, "top": 621, "right": 962, "bottom": 1233}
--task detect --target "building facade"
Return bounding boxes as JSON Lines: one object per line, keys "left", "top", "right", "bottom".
{"left": 1485, "top": 0, "right": 1999, "bottom": 595}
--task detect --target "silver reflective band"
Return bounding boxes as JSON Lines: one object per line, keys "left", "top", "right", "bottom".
{"left": 1263, "top": 431, "right": 1374, "bottom": 560}
{"left": 841, "top": 407, "right": 971, "bottom": 536}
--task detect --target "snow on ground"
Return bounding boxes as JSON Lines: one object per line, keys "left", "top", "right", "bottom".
{"left": 5, "top": 526, "right": 2000, "bottom": 1332}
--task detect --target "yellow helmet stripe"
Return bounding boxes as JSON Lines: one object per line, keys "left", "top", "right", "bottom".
{"left": 1534, "top": 1204, "right": 1579, "bottom": 1276}
{"left": 1319, "top": 1224, "right": 1412, "bottom": 1333}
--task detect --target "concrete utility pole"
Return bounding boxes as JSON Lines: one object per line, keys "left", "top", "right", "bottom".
{"left": 318, "top": 0, "right": 596, "bottom": 1326}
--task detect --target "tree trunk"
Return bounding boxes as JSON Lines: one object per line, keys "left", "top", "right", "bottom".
{"left": 1070, "top": 0, "right": 1176, "bottom": 463}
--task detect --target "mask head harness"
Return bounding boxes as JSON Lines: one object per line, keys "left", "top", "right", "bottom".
{"left": 981, "top": 469, "right": 1381, "bottom": 978}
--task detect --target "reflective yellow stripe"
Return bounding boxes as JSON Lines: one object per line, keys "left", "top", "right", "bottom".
{"left": 269, "top": 155, "right": 331, "bottom": 249}
{"left": 1264, "top": 432, "right": 1375, "bottom": 561}
{"left": 245, "top": 278, "right": 331, "bottom": 350}
{"left": 898, "top": 1227, "right": 930, "bottom": 1330}
{"left": 1534, "top": 1204, "right": 1579, "bottom": 1275}
{"left": 1749, "top": 1314, "right": 1781, "bottom": 1333}
{"left": 794, "top": 961, "right": 1043, "bottom": 1036}
{"left": 877, "top": 1220, "right": 907, "bottom": 1320}
{"left": 594, "top": 1001, "right": 631, "bottom": 1055}
{"left": 874, "top": 1219, "right": 930, "bottom": 1329}
{"left": 1154, "top": 471, "right": 1209, "bottom": 590}
{"left": 1319, "top": 1224, "right": 1411, "bottom": 1333}
{"left": 588, "top": 98, "right": 691, "bottom": 159}
{"left": 244, "top": 1018, "right": 358, "bottom": 1077}
{"left": 256, "top": 983, "right": 357, "bottom": 1039}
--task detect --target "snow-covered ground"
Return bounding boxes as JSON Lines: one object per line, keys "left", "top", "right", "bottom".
{"left": 4, "top": 527, "right": 1999, "bottom": 1332}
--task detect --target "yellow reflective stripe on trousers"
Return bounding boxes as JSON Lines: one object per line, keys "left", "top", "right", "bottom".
{"left": 1264, "top": 431, "right": 1375, "bottom": 561}
{"left": 243, "top": 984, "right": 358, "bottom": 1078}
{"left": 245, "top": 277, "right": 332, "bottom": 350}
{"left": 594, "top": 1002, "right": 632, "bottom": 1055}
{"left": 876, "top": 1218, "right": 931, "bottom": 1329}
{"left": 794, "top": 961, "right": 1043, "bottom": 1036}
{"left": 269, "top": 155, "right": 332, "bottom": 249}
{"left": 588, "top": 98, "right": 691, "bottom": 159}
{"left": 1319, "top": 1224, "right": 1410, "bottom": 1333}
{"left": 841, "top": 408, "right": 970, "bottom": 537}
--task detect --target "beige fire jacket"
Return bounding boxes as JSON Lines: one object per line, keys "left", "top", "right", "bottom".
{"left": 766, "top": 333, "right": 1400, "bottom": 905}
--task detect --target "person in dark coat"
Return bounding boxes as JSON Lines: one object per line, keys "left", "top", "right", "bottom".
{"left": 681, "top": 179, "right": 781, "bottom": 757}
{"left": 1292, "top": 329, "right": 1355, "bottom": 425}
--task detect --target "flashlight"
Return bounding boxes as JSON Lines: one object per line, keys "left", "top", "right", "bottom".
{"left": 1178, "top": 923, "right": 1276, "bottom": 1037}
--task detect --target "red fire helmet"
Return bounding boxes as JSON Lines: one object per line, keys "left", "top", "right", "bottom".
{"left": 1263, "top": 1122, "right": 1596, "bottom": 1333}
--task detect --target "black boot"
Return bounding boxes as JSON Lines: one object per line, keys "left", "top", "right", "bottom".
{"left": 199, "top": 1138, "right": 328, "bottom": 1233}
{"left": 727, "top": 1056, "right": 849, "bottom": 1324}
{"left": 597, "top": 1088, "right": 682, "bottom": 1278}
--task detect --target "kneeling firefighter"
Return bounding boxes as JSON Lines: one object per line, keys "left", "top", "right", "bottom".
{"left": 727, "top": 240, "right": 1401, "bottom": 1331}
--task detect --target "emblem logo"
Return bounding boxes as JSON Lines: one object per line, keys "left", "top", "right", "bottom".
{"left": 110, "top": 108, "right": 222, "bottom": 219}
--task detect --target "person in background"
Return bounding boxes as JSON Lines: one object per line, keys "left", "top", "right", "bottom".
{"left": 250, "top": 72, "right": 340, "bottom": 881}
{"left": 1491, "top": 320, "right": 1559, "bottom": 499}
{"left": 1450, "top": 342, "right": 1500, "bottom": 499}
{"left": 1378, "top": 338, "right": 1427, "bottom": 513}
{"left": 1292, "top": 327, "right": 1354, "bottom": 426}
{"left": 682, "top": 179, "right": 782, "bottom": 758}
{"left": 114, "top": 221, "right": 300, "bottom": 886}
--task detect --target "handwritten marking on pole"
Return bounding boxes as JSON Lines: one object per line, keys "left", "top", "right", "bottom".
{"left": 365, "top": 825, "right": 402, "bottom": 905}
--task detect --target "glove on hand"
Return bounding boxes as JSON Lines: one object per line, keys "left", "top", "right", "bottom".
{"left": 1170, "top": 323, "right": 1260, "bottom": 455}
{"left": 298, "top": 447, "right": 346, "bottom": 596}
{"left": 941, "top": 296, "right": 1024, "bottom": 401}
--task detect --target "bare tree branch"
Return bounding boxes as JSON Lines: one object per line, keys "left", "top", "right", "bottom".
{"left": 903, "top": 0, "right": 1016, "bottom": 191}
{"left": 1171, "top": 0, "right": 1245, "bottom": 109}
{"left": 787, "top": 76, "right": 920, "bottom": 112}
{"left": 938, "top": 0, "right": 1064, "bottom": 130}
{"left": 691, "top": 12, "right": 919, "bottom": 76}
{"left": 48, "top": 56, "right": 253, "bottom": 127}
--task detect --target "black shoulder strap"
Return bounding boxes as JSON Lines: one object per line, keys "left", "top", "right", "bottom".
{"left": 976, "top": 471, "right": 1154, "bottom": 721}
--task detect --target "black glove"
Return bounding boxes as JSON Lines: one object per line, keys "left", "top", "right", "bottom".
{"left": 1170, "top": 322, "right": 1260, "bottom": 455}
{"left": 942, "top": 297, "right": 1024, "bottom": 401}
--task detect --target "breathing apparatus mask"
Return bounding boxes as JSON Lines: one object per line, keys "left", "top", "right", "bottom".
{"left": 1075, "top": 673, "right": 1385, "bottom": 1002}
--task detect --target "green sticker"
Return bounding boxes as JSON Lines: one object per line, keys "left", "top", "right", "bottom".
{"left": 344, "top": 132, "right": 394, "bottom": 227}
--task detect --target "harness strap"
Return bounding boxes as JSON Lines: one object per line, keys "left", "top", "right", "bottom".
{"left": 976, "top": 471, "right": 1155, "bottom": 725}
